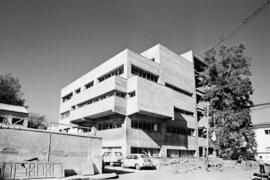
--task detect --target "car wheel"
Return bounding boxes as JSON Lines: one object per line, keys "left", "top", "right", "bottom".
{"left": 110, "top": 162, "right": 114, "bottom": 166}
{"left": 135, "top": 164, "right": 141, "bottom": 170}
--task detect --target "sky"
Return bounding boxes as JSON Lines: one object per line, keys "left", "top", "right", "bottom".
{"left": 0, "top": 0, "right": 269, "bottom": 124}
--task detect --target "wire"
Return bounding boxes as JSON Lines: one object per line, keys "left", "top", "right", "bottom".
{"left": 252, "top": 105, "right": 270, "bottom": 111}
{"left": 212, "top": 0, "right": 270, "bottom": 48}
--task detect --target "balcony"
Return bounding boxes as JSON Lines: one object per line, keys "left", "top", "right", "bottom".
{"left": 127, "top": 76, "right": 195, "bottom": 119}
{"left": 70, "top": 96, "right": 126, "bottom": 121}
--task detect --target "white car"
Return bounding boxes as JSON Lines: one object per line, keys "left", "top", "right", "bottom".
{"left": 103, "top": 152, "right": 123, "bottom": 166}
{"left": 121, "top": 154, "right": 156, "bottom": 170}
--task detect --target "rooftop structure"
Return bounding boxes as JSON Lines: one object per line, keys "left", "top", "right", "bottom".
{"left": 0, "top": 103, "right": 29, "bottom": 127}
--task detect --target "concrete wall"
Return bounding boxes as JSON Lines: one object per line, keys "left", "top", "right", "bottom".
{"left": 254, "top": 125, "right": 270, "bottom": 160}
{"left": 0, "top": 127, "right": 102, "bottom": 174}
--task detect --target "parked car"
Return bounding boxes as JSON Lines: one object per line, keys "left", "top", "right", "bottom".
{"left": 103, "top": 152, "right": 123, "bottom": 166}
{"left": 121, "top": 154, "right": 156, "bottom": 170}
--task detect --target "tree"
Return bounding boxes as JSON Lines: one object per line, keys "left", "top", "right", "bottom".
{"left": 201, "top": 44, "right": 256, "bottom": 159}
{"left": 0, "top": 73, "right": 25, "bottom": 106}
{"left": 28, "top": 113, "right": 48, "bottom": 130}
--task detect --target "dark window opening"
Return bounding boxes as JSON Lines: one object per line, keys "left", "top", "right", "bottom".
{"left": 131, "top": 147, "right": 160, "bottom": 157}
{"left": 128, "top": 91, "right": 136, "bottom": 98}
{"left": 60, "top": 111, "right": 70, "bottom": 119}
{"left": 75, "top": 88, "right": 81, "bottom": 94}
{"left": 85, "top": 81, "right": 94, "bottom": 89}
{"left": 0, "top": 116, "right": 4, "bottom": 123}
{"left": 131, "top": 65, "right": 159, "bottom": 82}
{"left": 166, "top": 126, "right": 194, "bottom": 136}
{"left": 131, "top": 119, "right": 160, "bottom": 132}
{"left": 77, "top": 90, "right": 127, "bottom": 109}
{"left": 62, "top": 92, "right": 73, "bottom": 103}
{"left": 98, "top": 65, "right": 124, "bottom": 82}
{"left": 12, "top": 118, "right": 24, "bottom": 125}
{"left": 165, "top": 83, "right": 193, "bottom": 97}
{"left": 174, "top": 107, "right": 194, "bottom": 116}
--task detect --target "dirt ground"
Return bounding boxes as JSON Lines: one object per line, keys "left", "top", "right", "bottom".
{"left": 104, "top": 160, "right": 258, "bottom": 180}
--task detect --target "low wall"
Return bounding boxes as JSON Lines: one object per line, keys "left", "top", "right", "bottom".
{"left": 0, "top": 126, "right": 102, "bottom": 174}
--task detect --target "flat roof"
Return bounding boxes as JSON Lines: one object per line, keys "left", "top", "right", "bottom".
{"left": 0, "top": 103, "right": 28, "bottom": 114}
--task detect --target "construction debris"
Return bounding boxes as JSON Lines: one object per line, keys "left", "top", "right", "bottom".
{"left": 158, "top": 157, "right": 258, "bottom": 174}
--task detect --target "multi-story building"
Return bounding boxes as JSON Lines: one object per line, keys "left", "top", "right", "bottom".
{"left": 253, "top": 122, "right": 270, "bottom": 161}
{"left": 59, "top": 44, "right": 207, "bottom": 158}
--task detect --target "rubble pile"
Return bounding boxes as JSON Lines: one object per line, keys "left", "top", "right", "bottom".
{"left": 159, "top": 157, "right": 258, "bottom": 174}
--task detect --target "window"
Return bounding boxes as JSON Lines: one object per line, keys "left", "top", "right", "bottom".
{"left": 265, "top": 129, "right": 270, "bottom": 135}
{"left": 71, "top": 105, "right": 76, "bottom": 110}
{"left": 85, "top": 81, "right": 94, "bottom": 89}
{"left": 131, "top": 119, "right": 160, "bottom": 132}
{"left": 0, "top": 116, "right": 4, "bottom": 123}
{"left": 131, "top": 65, "right": 159, "bottom": 82}
{"left": 128, "top": 91, "right": 136, "bottom": 98}
{"left": 62, "top": 93, "right": 73, "bottom": 102}
{"left": 60, "top": 111, "right": 70, "bottom": 119}
{"left": 166, "top": 126, "right": 194, "bottom": 136}
{"left": 131, "top": 147, "right": 160, "bottom": 157}
{"left": 75, "top": 88, "right": 81, "bottom": 94}
{"left": 165, "top": 83, "right": 193, "bottom": 97}
{"left": 12, "top": 118, "right": 24, "bottom": 125}
{"left": 174, "top": 107, "right": 194, "bottom": 116}
{"left": 77, "top": 90, "right": 127, "bottom": 109}
{"left": 98, "top": 65, "right": 124, "bottom": 82}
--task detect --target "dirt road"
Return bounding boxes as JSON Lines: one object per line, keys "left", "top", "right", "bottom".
{"left": 105, "top": 165, "right": 255, "bottom": 180}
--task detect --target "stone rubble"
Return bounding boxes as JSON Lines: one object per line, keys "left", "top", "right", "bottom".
{"left": 158, "top": 157, "right": 258, "bottom": 174}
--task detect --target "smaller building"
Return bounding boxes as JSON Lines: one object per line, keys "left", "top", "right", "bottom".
{"left": 253, "top": 122, "right": 270, "bottom": 161}
{"left": 0, "top": 103, "right": 29, "bottom": 127}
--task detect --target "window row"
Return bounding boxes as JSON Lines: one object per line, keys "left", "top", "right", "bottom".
{"left": 62, "top": 65, "right": 124, "bottom": 103}
{"left": 98, "top": 65, "right": 124, "bottom": 82}
{"left": 166, "top": 126, "right": 194, "bottom": 136}
{"left": 60, "top": 111, "right": 70, "bottom": 119}
{"left": 97, "top": 122, "right": 122, "bottom": 130}
{"left": 131, "top": 119, "right": 160, "bottom": 132}
{"left": 76, "top": 90, "right": 127, "bottom": 109}
{"left": 131, "top": 147, "right": 160, "bottom": 157}
{"left": 174, "top": 107, "right": 194, "bottom": 116}
{"left": 131, "top": 65, "right": 159, "bottom": 82}
{"left": 165, "top": 83, "right": 193, "bottom": 97}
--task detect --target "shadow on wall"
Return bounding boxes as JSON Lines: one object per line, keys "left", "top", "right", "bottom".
{"left": 145, "top": 113, "right": 189, "bottom": 147}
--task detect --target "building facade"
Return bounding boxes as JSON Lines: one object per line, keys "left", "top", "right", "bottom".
{"left": 59, "top": 44, "right": 207, "bottom": 158}
{"left": 253, "top": 122, "right": 270, "bottom": 161}
{"left": 0, "top": 103, "right": 29, "bottom": 127}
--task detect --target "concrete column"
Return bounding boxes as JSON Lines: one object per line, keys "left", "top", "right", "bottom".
{"left": 122, "top": 116, "right": 131, "bottom": 157}
{"left": 160, "top": 146, "right": 167, "bottom": 158}
{"left": 91, "top": 127, "right": 97, "bottom": 136}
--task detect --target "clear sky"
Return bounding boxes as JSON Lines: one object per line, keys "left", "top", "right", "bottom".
{"left": 0, "top": 0, "right": 269, "bottom": 124}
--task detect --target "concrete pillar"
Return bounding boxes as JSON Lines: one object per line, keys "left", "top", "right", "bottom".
{"left": 91, "top": 127, "right": 97, "bottom": 136}
{"left": 160, "top": 146, "right": 167, "bottom": 158}
{"left": 122, "top": 116, "right": 131, "bottom": 157}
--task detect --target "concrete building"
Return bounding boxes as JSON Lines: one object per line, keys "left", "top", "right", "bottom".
{"left": 253, "top": 122, "right": 270, "bottom": 161}
{"left": 0, "top": 103, "right": 29, "bottom": 127}
{"left": 59, "top": 44, "right": 207, "bottom": 158}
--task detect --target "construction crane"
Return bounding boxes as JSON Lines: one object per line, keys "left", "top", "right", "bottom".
{"left": 212, "top": 0, "right": 270, "bottom": 48}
